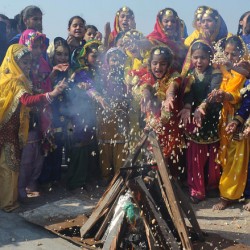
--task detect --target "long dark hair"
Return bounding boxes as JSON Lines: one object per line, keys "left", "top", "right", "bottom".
{"left": 237, "top": 11, "right": 250, "bottom": 36}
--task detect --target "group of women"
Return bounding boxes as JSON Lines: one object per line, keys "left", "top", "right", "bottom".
{"left": 0, "top": 5, "right": 250, "bottom": 213}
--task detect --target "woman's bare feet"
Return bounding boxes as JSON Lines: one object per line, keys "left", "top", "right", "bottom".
{"left": 243, "top": 201, "right": 250, "bottom": 211}
{"left": 213, "top": 198, "right": 233, "bottom": 210}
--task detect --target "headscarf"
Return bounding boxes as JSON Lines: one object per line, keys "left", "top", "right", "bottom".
{"left": 108, "top": 6, "right": 135, "bottom": 48}
{"left": 105, "top": 47, "right": 126, "bottom": 66}
{"left": 147, "top": 8, "right": 182, "bottom": 46}
{"left": 181, "top": 39, "right": 214, "bottom": 77}
{"left": 201, "top": 8, "right": 228, "bottom": 43}
{"left": 0, "top": 44, "right": 32, "bottom": 144}
{"left": 47, "top": 37, "right": 70, "bottom": 67}
{"left": 76, "top": 39, "right": 103, "bottom": 70}
{"left": 147, "top": 8, "right": 187, "bottom": 71}
{"left": 185, "top": 7, "right": 228, "bottom": 47}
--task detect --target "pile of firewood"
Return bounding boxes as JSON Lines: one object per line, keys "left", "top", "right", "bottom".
{"left": 79, "top": 132, "right": 205, "bottom": 249}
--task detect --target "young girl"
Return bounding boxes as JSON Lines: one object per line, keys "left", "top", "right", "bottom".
{"left": 104, "top": 6, "right": 136, "bottom": 49}
{"left": 241, "top": 14, "right": 250, "bottom": 50}
{"left": 84, "top": 25, "right": 102, "bottom": 42}
{"left": 9, "top": 5, "right": 44, "bottom": 45}
{"left": 123, "top": 30, "right": 150, "bottom": 154}
{"left": 135, "top": 46, "right": 184, "bottom": 177}
{"left": 0, "top": 44, "right": 66, "bottom": 212}
{"left": 97, "top": 48, "right": 129, "bottom": 182}
{"left": 237, "top": 11, "right": 250, "bottom": 37}
{"left": 39, "top": 37, "right": 70, "bottom": 187}
{"left": 18, "top": 29, "right": 54, "bottom": 200}
{"left": 210, "top": 36, "right": 250, "bottom": 210}
{"left": 179, "top": 40, "right": 222, "bottom": 203}
{"left": 67, "top": 16, "right": 86, "bottom": 52}
{"left": 66, "top": 40, "right": 106, "bottom": 191}
{"left": 147, "top": 8, "right": 187, "bottom": 72}
{"left": 184, "top": 6, "right": 208, "bottom": 47}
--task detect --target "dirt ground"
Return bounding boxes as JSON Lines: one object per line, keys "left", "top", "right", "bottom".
{"left": 14, "top": 180, "right": 250, "bottom": 250}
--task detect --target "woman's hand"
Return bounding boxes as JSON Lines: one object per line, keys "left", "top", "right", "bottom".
{"left": 178, "top": 108, "right": 191, "bottom": 127}
{"left": 53, "top": 63, "right": 69, "bottom": 72}
{"left": 207, "top": 89, "right": 225, "bottom": 103}
{"left": 77, "top": 82, "right": 91, "bottom": 90}
{"left": 95, "top": 31, "right": 102, "bottom": 41}
{"left": 98, "top": 97, "right": 109, "bottom": 110}
{"left": 225, "top": 120, "right": 239, "bottom": 134}
{"left": 49, "top": 78, "right": 68, "bottom": 97}
{"left": 67, "top": 35, "right": 80, "bottom": 51}
{"left": 243, "top": 126, "right": 250, "bottom": 137}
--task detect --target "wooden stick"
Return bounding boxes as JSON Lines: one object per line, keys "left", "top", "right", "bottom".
{"left": 80, "top": 176, "right": 124, "bottom": 238}
{"left": 148, "top": 131, "right": 193, "bottom": 250}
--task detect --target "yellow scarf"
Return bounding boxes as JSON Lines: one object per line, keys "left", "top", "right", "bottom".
{"left": 0, "top": 44, "right": 33, "bottom": 146}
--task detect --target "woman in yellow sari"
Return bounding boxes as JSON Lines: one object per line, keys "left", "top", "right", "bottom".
{"left": 0, "top": 44, "right": 66, "bottom": 212}
{"left": 208, "top": 36, "right": 250, "bottom": 210}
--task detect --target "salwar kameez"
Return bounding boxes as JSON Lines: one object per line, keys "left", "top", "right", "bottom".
{"left": 217, "top": 69, "right": 249, "bottom": 200}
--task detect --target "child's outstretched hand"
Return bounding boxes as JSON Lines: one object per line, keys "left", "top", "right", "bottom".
{"left": 178, "top": 108, "right": 191, "bottom": 127}
{"left": 193, "top": 105, "right": 206, "bottom": 127}
{"left": 140, "top": 88, "right": 152, "bottom": 113}
{"left": 162, "top": 94, "right": 174, "bottom": 112}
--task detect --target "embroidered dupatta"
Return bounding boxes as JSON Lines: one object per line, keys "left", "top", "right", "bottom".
{"left": 0, "top": 44, "right": 32, "bottom": 145}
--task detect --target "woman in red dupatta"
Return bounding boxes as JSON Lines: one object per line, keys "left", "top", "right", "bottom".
{"left": 147, "top": 8, "right": 187, "bottom": 72}
{"left": 104, "top": 6, "right": 136, "bottom": 49}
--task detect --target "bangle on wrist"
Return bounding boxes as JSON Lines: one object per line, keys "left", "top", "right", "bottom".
{"left": 46, "top": 93, "right": 53, "bottom": 103}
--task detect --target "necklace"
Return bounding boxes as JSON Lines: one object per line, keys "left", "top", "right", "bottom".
{"left": 195, "top": 70, "right": 205, "bottom": 81}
